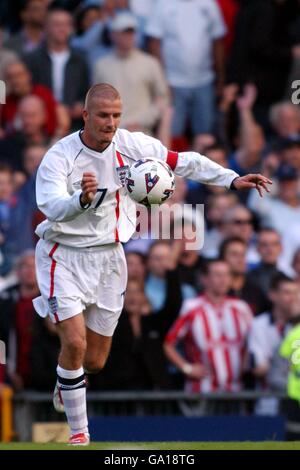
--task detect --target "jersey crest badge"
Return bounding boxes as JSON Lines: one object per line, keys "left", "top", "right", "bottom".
{"left": 116, "top": 165, "right": 129, "bottom": 187}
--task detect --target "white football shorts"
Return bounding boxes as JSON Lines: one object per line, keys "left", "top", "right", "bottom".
{"left": 33, "top": 239, "right": 127, "bottom": 336}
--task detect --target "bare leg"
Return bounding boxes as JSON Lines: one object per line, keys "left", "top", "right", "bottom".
{"left": 84, "top": 327, "right": 112, "bottom": 374}
{"left": 56, "top": 314, "right": 87, "bottom": 370}
{"left": 55, "top": 314, "right": 89, "bottom": 438}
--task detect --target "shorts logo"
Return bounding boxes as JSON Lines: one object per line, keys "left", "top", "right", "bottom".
{"left": 48, "top": 296, "right": 58, "bottom": 316}
{"left": 117, "top": 165, "right": 129, "bottom": 187}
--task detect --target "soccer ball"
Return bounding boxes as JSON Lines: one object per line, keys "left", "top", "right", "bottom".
{"left": 125, "top": 158, "right": 175, "bottom": 206}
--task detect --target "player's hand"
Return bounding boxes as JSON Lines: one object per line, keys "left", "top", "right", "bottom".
{"left": 80, "top": 172, "right": 98, "bottom": 205}
{"left": 232, "top": 174, "right": 272, "bottom": 197}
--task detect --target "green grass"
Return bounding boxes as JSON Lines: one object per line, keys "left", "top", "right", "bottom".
{"left": 0, "top": 442, "right": 300, "bottom": 450}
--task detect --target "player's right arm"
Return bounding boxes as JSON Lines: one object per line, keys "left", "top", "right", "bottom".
{"left": 36, "top": 144, "right": 97, "bottom": 223}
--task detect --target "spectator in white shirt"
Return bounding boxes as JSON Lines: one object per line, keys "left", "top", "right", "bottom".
{"left": 146, "top": 0, "right": 226, "bottom": 138}
{"left": 248, "top": 274, "right": 298, "bottom": 386}
{"left": 248, "top": 164, "right": 300, "bottom": 240}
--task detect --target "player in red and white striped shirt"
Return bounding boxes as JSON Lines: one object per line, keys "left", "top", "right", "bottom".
{"left": 164, "top": 260, "right": 253, "bottom": 392}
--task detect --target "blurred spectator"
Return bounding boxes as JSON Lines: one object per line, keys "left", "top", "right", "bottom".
{"left": 248, "top": 164, "right": 300, "bottom": 238}
{"left": 247, "top": 228, "right": 284, "bottom": 295}
{"left": 7, "top": 144, "right": 46, "bottom": 257}
{"left": 216, "top": 0, "right": 240, "bottom": 55}
{"left": 228, "top": 0, "right": 299, "bottom": 129}
{"left": 126, "top": 251, "right": 147, "bottom": 284}
{"left": 281, "top": 220, "right": 300, "bottom": 277}
{"left": 0, "top": 25, "right": 18, "bottom": 81}
{"left": 0, "top": 163, "right": 16, "bottom": 276}
{"left": 145, "top": 240, "right": 196, "bottom": 311}
{"left": 24, "top": 6, "right": 90, "bottom": 128}
{"left": 0, "top": 94, "right": 49, "bottom": 171}
{"left": 28, "top": 316, "right": 60, "bottom": 390}
{"left": 23, "top": 142, "right": 46, "bottom": 177}
{"left": 176, "top": 229, "right": 203, "bottom": 293}
{"left": 201, "top": 192, "right": 238, "bottom": 259}
{"left": 229, "top": 84, "right": 265, "bottom": 179}
{"left": 146, "top": 0, "right": 226, "bottom": 138}
{"left": 75, "top": 2, "right": 102, "bottom": 36}
{"left": 4, "top": 0, "right": 47, "bottom": 55}
{"left": 93, "top": 12, "right": 169, "bottom": 135}
{"left": 71, "top": 1, "right": 112, "bottom": 70}
{"left": 248, "top": 274, "right": 299, "bottom": 392}
{"left": 219, "top": 236, "right": 268, "bottom": 315}
{"left": 91, "top": 247, "right": 183, "bottom": 390}
{"left": 2, "top": 60, "right": 70, "bottom": 138}
{"left": 0, "top": 250, "right": 39, "bottom": 390}
{"left": 17, "top": 94, "right": 48, "bottom": 144}
{"left": 130, "top": 0, "right": 155, "bottom": 45}
{"left": 270, "top": 102, "right": 300, "bottom": 143}
{"left": 222, "top": 204, "right": 260, "bottom": 266}
{"left": 164, "top": 259, "right": 252, "bottom": 392}
{"left": 186, "top": 143, "right": 230, "bottom": 205}
{"left": 280, "top": 138, "right": 300, "bottom": 173}
{"left": 293, "top": 248, "right": 300, "bottom": 287}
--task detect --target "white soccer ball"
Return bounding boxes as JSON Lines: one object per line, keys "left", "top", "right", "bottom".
{"left": 125, "top": 158, "right": 175, "bottom": 206}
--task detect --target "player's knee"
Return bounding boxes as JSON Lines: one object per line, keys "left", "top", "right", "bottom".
{"left": 84, "top": 356, "right": 107, "bottom": 374}
{"left": 63, "top": 336, "right": 87, "bottom": 360}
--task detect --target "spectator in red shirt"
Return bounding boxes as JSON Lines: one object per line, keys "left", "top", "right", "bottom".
{"left": 1, "top": 60, "right": 70, "bottom": 138}
{"left": 164, "top": 259, "right": 252, "bottom": 393}
{"left": 0, "top": 250, "right": 39, "bottom": 390}
{"left": 216, "top": 0, "right": 240, "bottom": 55}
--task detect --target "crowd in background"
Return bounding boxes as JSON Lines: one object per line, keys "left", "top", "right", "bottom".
{"left": 0, "top": 0, "right": 300, "bottom": 412}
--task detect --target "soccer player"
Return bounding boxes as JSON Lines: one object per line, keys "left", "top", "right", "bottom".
{"left": 33, "top": 83, "right": 271, "bottom": 445}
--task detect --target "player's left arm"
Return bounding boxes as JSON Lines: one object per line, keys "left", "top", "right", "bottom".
{"left": 167, "top": 150, "right": 272, "bottom": 197}
{"left": 124, "top": 131, "right": 272, "bottom": 196}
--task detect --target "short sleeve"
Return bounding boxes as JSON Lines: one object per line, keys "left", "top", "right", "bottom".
{"left": 248, "top": 319, "right": 270, "bottom": 368}
{"left": 207, "top": 0, "right": 227, "bottom": 40}
{"left": 145, "top": 2, "right": 164, "bottom": 39}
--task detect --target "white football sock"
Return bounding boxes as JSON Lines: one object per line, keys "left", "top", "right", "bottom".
{"left": 57, "top": 365, "right": 88, "bottom": 436}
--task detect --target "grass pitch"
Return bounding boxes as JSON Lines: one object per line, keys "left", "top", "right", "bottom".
{"left": 0, "top": 442, "right": 300, "bottom": 450}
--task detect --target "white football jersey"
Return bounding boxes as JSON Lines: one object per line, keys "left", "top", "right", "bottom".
{"left": 35, "top": 129, "right": 238, "bottom": 247}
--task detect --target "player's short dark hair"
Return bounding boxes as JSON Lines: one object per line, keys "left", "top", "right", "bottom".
{"left": 219, "top": 236, "right": 247, "bottom": 260}
{"left": 269, "top": 272, "right": 295, "bottom": 291}
{"left": 85, "top": 83, "right": 121, "bottom": 109}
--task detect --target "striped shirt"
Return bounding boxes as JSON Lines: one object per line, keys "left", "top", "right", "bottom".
{"left": 165, "top": 295, "right": 253, "bottom": 392}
